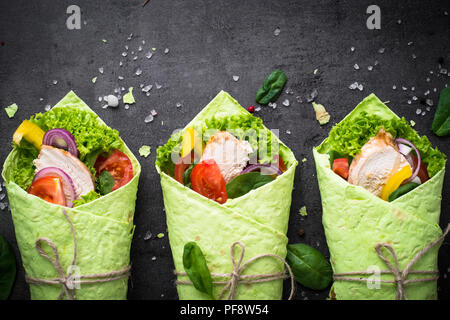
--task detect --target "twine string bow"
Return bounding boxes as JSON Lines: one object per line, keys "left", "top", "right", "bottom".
{"left": 333, "top": 223, "right": 450, "bottom": 300}
{"left": 25, "top": 209, "right": 131, "bottom": 300}
{"left": 176, "top": 241, "right": 295, "bottom": 300}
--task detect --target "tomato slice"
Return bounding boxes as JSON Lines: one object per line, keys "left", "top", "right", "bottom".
{"left": 28, "top": 176, "right": 66, "bottom": 206}
{"left": 190, "top": 159, "right": 228, "bottom": 204}
{"left": 273, "top": 155, "right": 286, "bottom": 172}
{"left": 95, "top": 150, "right": 133, "bottom": 191}
{"left": 332, "top": 158, "right": 349, "bottom": 180}
{"left": 411, "top": 154, "right": 429, "bottom": 183}
{"left": 174, "top": 153, "right": 194, "bottom": 184}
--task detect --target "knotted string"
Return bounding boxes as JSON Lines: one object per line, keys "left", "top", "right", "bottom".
{"left": 333, "top": 223, "right": 450, "bottom": 300}
{"left": 25, "top": 209, "right": 131, "bottom": 300}
{"left": 176, "top": 241, "right": 295, "bottom": 300}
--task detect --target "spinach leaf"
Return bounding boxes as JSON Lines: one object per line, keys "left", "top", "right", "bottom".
{"left": 388, "top": 182, "right": 420, "bottom": 202}
{"left": 225, "top": 172, "right": 274, "bottom": 199}
{"left": 98, "top": 170, "right": 115, "bottom": 195}
{"left": 0, "top": 235, "right": 16, "bottom": 300}
{"left": 183, "top": 242, "right": 213, "bottom": 299}
{"left": 183, "top": 163, "right": 196, "bottom": 188}
{"left": 255, "top": 70, "right": 287, "bottom": 105}
{"left": 431, "top": 87, "right": 450, "bottom": 136}
{"left": 286, "top": 243, "right": 332, "bottom": 290}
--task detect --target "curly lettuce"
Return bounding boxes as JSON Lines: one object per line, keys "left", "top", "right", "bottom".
{"left": 10, "top": 107, "right": 123, "bottom": 190}
{"left": 156, "top": 114, "right": 275, "bottom": 177}
{"left": 326, "top": 111, "right": 446, "bottom": 177}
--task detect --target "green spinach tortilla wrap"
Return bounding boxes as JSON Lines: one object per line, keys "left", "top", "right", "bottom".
{"left": 156, "top": 91, "right": 298, "bottom": 299}
{"left": 1, "top": 91, "right": 141, "bottom": 300}
{"left": 313, "top": 93, "right": 447, "bottom": 300}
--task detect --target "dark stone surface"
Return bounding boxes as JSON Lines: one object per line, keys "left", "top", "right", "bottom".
{"left": 0, "top": 0, "right": 449, "bottom": 300}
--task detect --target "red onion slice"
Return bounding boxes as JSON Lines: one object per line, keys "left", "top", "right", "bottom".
{"left": 395, "top": 138, "right": 421, "bottom": 183}
{"left": 43, "top": 129, "right": 79, "bottom": 157}
{"left": 33, "top": 167, "right": 76, "bottom": 207}
{"left": 241, "top": 163, "right": 283, "bottom": 176}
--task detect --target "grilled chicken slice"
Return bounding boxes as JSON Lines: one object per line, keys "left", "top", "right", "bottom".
{"left": 34, "top": 145, "right": 95, "bottom": 198}
{"left": 348, "top": 127, "right": 412, "bottom": 197}
{"left": 201, "top": 131, "right": 253, "bottom": 183}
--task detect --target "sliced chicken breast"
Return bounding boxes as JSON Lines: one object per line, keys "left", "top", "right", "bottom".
{"left": 201, "top": 131, "right": 253, "bottom": 183}
{"left": 34, "top": 145, "right": 95, "bottom": 198}
{"left": 348, "top": 127, "right": 412, "bottom": 197}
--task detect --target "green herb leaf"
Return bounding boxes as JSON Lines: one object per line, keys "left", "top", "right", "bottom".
{"left": 225, "top": 172, "right": 274, "bottom": 199}
{"left": 0, "top": 235, "right": 16, "bottom": 300}
{"left": 138, "top": 145, "right": 151, "bottom": 158}
{"left": 123, "top": 87, "right": 135, "bottom": 105}
{"left": 431, "top": 87, "right": 450, "bottom": 136}
{"left": 5, "top": 103, "right": 18, "bottom": 118}
{"left": 182, "top": 242, "right": 213, "bottom": 299}
{"left": 98, "top": 170, "right": 115, "bottom": 195}
{"left": 298, "top": 206, "right": 308, "bottom": 216}
{"left": 73, "top": 190, "right": 101, "bottom": 207}
{"left": 255, "top": 70, "right": 287, "bottom": 105}
{"left": 286, "top": 243, "right": 332, "bottom": 290}
{"left": 388, "top": 182, "right": 420, "bottom": 202}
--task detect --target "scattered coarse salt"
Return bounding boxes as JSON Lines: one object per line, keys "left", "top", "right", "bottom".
{"left": 142, "top": 85, "right": 153, "bottom": 92}
{"left": 378, "top": 48, "right": 385, "bottom": 54}
{"left": 354, "top": 64, "right": 360, "bottom": 70}
{"left": 176, "top": 102, "right": 182, "bottom": 108}
{"left": 135, "top": 68, "right": 143, "bottom": 76}
{"left": 164, "top": 48, "right": 169, "bottom": 54}
{"left": 426, "top": 99, "right": 433, "bottom": 106}
{"left": 118, "top": 76, "right": 124, "bottom": 80}
{"left": 392, "top": 85, "right": 397, "bottom": 90}
{"left": 255, "top": 106, "right": 261, "bottom": 112}
{"left": 127, "top": 33, "right": 133, "bottom": 40}
{"left": 407, "top": 41, "right": 413, "bottom": 46}
{"left": 45, "top": 104, "right": 51, "bottom": 111}
{"left": 416, "top": 108, "right": 422, "bottom": 115}
{"left": 107, "top": 95, "right": 119, "bottom": 107}
{"left": 402, "top": 86, "right": 407, "bottom": 91}
{"left": 282, "top": 99, "right": 290, "bottom": 107}
{"left": 155, "top": 82, "right": 162, "bottom": 89}
{"left": 52, "top": 80, "right": 58, "bottom": 85}
{"left": 98, "top": 67, "right": 104, "bottom": 74}
{"left": 122, "top": 52, "right": 127, "bottom": 57}
{"left": 412, "top": 96, "right": 418, "bottom": 101}
{"left": 424, "top": 90, "right": 430, "bottom": 96}
{"left": 367, "top": 65, "right": 373, "bottom": 71}
{"left": 426, "top": 77, "right": 431, "bottom": 82}
{"left": 138, "top": 46, "right": 143, "bottom": 52}
{"left": 133, "top": 56, "right": 138, "bottom": 61}
{"left": 146, "top": 52, "right": 153, "bottom": 59}
{"left": 357, "top": 83, "right": 363, "bottom": 91}
{"left": 407, "top": 100, "right": 412, "bottom": 105}
{"left": 350, "top": 46, "right": 355, "bottom": 52}
{"left": 151, "top": 109, "right": 158, "bottom": 116}
{"left": 286, "top": 130, "right": 291, "bottom": 135}
{"left": 144, "top": 231, "right": 152, "bottom": 241}
{"left": 349, "top": 82, "right": 358, "bottom": 90}
{"left": 124, "top": 104, "right": 130, "bottom": 110}
{"left": 119, "top": 61, "right": 123, "bottom": 67}
{"left": 412, "top": 54, "right": 417, "bottom": 59}
{"left": 233, "top": 75, "right": 240, "bottom": 82}
{"left": 144, "top": 114, "right": 154, "bottom": 123}
{"left": 98, "top": 96, "right": 103, "bottom": 102}
{"left": 274, "top": 27, "right": 281, "bottom": 36}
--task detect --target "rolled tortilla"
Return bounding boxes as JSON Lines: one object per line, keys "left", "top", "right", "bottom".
{"left": 313, "top": 94, "right": 446, "bottom": 300}
{"left": 156, "top": 91, "right": 298, "bottom": 299}
{"left": 2, "top": 91, "right": 141, "bottom": 300}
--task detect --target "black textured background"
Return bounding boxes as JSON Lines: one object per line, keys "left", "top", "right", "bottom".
{"left": 0, "top": 0, "right": 449, "bottom": 300}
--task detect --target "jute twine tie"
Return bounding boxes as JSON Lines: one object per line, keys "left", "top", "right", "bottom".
{"left": 333, "top": 223, "right": 450, "bottom": 300}
{"left": 25, "top": 209, "right": 131, "bottom": 300}
{"left": 175, "top": 241, "right": 295, "bottom": 300}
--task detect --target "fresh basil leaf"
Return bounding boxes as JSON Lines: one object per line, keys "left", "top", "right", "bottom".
{"left": 98, "top": 170, "right": 114, "bottom": 195}
{"left": 431, "top": 87, "right": 450, "bottom": 136}
{"left": 255, "top": 70, "right": 287, "bottom": 105}
{"left": 388, "top": 182, "right": 420, "bottom": 202}
{"left": 225, "top": 172, "right": 274, "bottom": 199}
{"left": 183, "top": 163, "right": 196, "bottom": 188}
{"left": 286, "top": 243, "right": 332, "bottom": 290}
{"left": 182, "top": 242, "right": 213, "bottom": 299}
{"left": 0, "top": 235, "right": 16, "bottom": 300}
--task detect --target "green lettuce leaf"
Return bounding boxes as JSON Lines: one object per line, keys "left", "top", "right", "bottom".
{"left": 325, "top": 111, "right": 446, "bottom": 177}
{"left": 72, "top": 190, "right": 101, "bottom": 207}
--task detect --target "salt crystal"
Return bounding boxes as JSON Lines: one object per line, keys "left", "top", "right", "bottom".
{"left": 285, "top": 87, "right": 294, "bottom": 94}
{"left": 155, "top": 82, "right": 162, "bottom": 89}
{"left": 151, "top": 109, "right": 158, "bottom": 116}
{"left": 407, "top": 100, "right": 411, "bottom": 105}
{"left": 407, "top": 41, "right": 413, "bottom": 46}
{"left": 306, "top": 89, "right": 318, "bottom": 102}
{"left": 164, "top": 48, "right": 169, "bottom": 54}
{"left": 349, "top": 82, "right": 358, "bottom": 90}
{"left": 426, "top": 77, "right": 430, "bottom": 82}
{"left": 402, "top": 86, "right": 407, "bottom": 91}
{"left": 142, "top": 85, "right": 153, "bottom": 92}
{"left": 144, "top": 114, "right": 154, "bottom": 123}
{"left": 142, "top": 40, "right": 146, "bottom": 45}
{"left": 445, "top": 11, "right": 449, "bottom": 16}
{"left": 98, "top": 96, "right": 103, "bottom": 102}
{"left": 176, "top": 102, "right": 182, "bottom": 108}
{"left": 122, "top": 52, "right": 127, "bottom": 57}
{"left": 143, "top": 231, "right": 152, "bottom": 241}
{"left": 0, "top": 203, "right": 6, "bottom": 211}
{"left": 40, "top": 98, "right": 44, "bottom": 101}
{"left": 412, "top": 96, "right": 418, "bottom": 101}
{"left": 135, "top": 68, "right": 143, "bottom": 76}
{"left": 125, "top": 45, "right": 129, "bottom": 50}
{"left": 98, "top": 67, "right": 104, "bottom": 74}
{"left": 350, "top": 46, "right": 355, "bottom": 52}
{"left": 378, "top": 48, "right": 385, "bottom": 54}
{"left": 138, "top": 46, "right": 143, "bottom": 52}
{"left": 354, "top": 64, "right": 360, "bottom": 70}
{"left": 152, "top": 256, "right": 157, "bottom": 261}
{"left": 146, "top": 92, "right": 151, "bottom": 96}
{"left": 102, "top": 104, "right": 109, "bottom": 109}
{"left": 357, "top": 83, "right": 363, "bottom": 91}
{"left": 107, "top": 95, "right": 119, "bottom": 107}
{"left": 127, "top": 33, "right": 133, "bottom": 40}
{"left": 273, "top": 27, "right": 281, "bottom": 36}
{"left": 430, "top": 70, "right": 434, "bottom": 74}
{"left": 232, "top": 75, "right": 240, "bottom": 82}
{"left": 119, "top": 61, "right": 123, "bottom": 67}
{"left": 286, "top": 130, "right": 291, "bottom": 135}
{"left": 426, "top": 99, "right": 433, "bottom": 106}
{"left": 397, "top": 19, "right": 402, "bottom": 24}
{"left": 0, "top": 194, "right": 6, "bottom": 201}
{"left": 118, "top": 76, "right": 124, "bottom": 80}
{"left": 392, "top": 85, "right": 397, "bottom": 90}
{"left": 412, "top": 54, "right": 416, "bottom": 59}
{"left": 440, "top": 68, "right": 448, "bottom": 75}
{"left": 133, "top": 56, "right": 138, "bottom": 60}
{"left": 45, "top": 104, "right": 51, "bottom": 111}
{"left": 255, "top": 106, "right": 261, "bottom": 112}
{"left": 52, "top": 80, "right": 58, "bottom": 85}
{"left": 282, "top": 99, "right": 290, "bottom": 107}
{"left": 367, "top": 65, "right": 373, "bottom": 71}
{"left": 416, "top": 108, "right": 422, "bottom": 115}
{"left": 426, "top": 107, "right": 431, "bottom": 111}
{"left": 374, "top": 60, "right": 379, "bottom": 66}
{"left": 146, "top": 52, "right": 153, "bottom": 59}
{"left": 424, "top": 90, "right": 430, "bottom": 96}
{"left": 421, "top": 111, "right": 426, "bottom": 116}
{"left": 411, "top": 87, "right": 415, "bottom": 91}
{"left": 124, "top": 104, "right": 130, "bottom": 110}
{"left": 271, "top": 102, "right": 277, "bottom": 109}
{"left": 140, "top": 84, "right": 144, "bottom": 88}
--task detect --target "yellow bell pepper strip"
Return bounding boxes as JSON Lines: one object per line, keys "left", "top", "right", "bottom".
{"left": 12, "top": 120, "right": 45, "bottom": 150}
{"left": 381, "top": 165, "right": 413, "bottom": 201}
{"left": 181, "top": 127, "right": 203, "bottom": 158}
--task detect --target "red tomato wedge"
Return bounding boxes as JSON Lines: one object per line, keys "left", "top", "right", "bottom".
{"left": 411, "top": 154, "right": 429, "bottom": 183}
{"left": 332, "top": 158, "right": 349, "bottom": 180}
{"left": 174, "top": 153, "right": 194, "bottom": 184}
{"left": 28, "top": 176, "right": 66, "bottom": 206}
{"left": 95, "top": 150, "right": 133, "bottom": 191}
{"left": 191, "top": 159, "right": 228, "bottom": 204}
{"left": 274, "top": 155, "right": 286, "bottom": 172}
